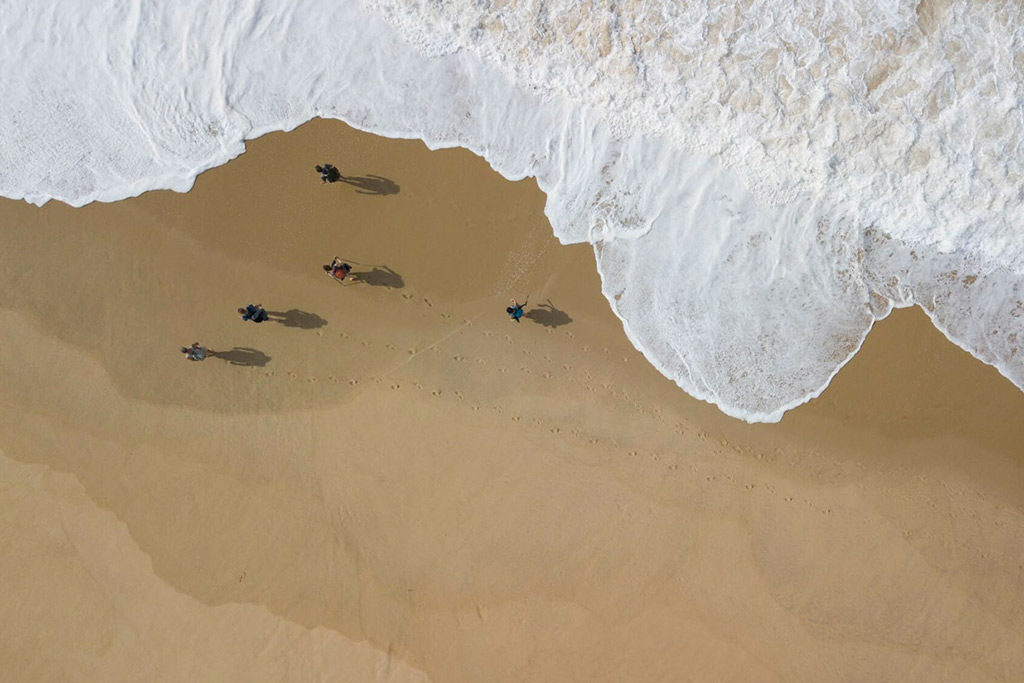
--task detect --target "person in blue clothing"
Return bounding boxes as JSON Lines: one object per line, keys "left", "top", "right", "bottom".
{"left": 239, "top": 303, "right": 269, "bottom": 323}
{"left": 506, "top": 298, "right": 526, "bottom": 323}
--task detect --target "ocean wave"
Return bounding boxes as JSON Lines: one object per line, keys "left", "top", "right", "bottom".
{"left": 1, "top": 0, "right": 1021, "bottom": 421}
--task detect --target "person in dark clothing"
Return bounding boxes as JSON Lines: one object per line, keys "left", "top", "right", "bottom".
{"left": 315, "top": 163, "right": 342, "bottom": 183}
{"left": 239, "top": 303, "right": 269, "bottom": 323}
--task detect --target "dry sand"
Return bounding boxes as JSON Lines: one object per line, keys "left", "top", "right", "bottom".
{"left": 1, "top": 118, "right": 1023, "bottom": 681}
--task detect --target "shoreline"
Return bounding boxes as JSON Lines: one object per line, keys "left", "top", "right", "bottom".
{"left": 1, "top": 118, "right": 1023, "bottom": 680}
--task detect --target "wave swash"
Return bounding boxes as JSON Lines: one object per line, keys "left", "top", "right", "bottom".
{"left": 3, "top": 0, "right": 1023, "bottom": 422}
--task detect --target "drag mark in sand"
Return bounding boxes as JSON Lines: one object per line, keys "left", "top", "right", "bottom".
{"left": 390, "top": 312, "right": 487, "bottom": 372}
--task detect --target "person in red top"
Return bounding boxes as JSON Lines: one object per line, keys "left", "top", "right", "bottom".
{"left": 324, "top": 257, "right": 353, "bottom": 283}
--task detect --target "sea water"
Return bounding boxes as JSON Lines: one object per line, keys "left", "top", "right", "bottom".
{"left": 2, "top": 0, "right": 1022, "bottom": 422}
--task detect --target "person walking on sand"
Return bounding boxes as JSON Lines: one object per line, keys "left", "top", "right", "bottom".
{"left": 315, "top": 163, "right": 342, "bottom": 183}
{"left": 323, "top": 257, "right": 353, "bottom": 283}
{"left": 506, "top": 298, "right": 526, "bottom": 323}
{"left": 239, "top": 303, "right": 269, "bottom": 323}
{"left": 181, "top": 342, "right": 209, "bottom": 361}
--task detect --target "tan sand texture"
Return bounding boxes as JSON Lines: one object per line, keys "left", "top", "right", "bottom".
{"left": 1, "top": 119, "right": 1023, "bottom": 680}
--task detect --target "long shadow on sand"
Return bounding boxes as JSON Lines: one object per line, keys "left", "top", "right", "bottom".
{"left": 265, "top": 309, "right": 328, "bottom": 329}
{"left": 210, "top": 347, "right": 272, "bottom": 367}
{"left": 525, "top": 300, "right": 573, "bottom": 328}
{"left": 338, "top": 174, "right": 400, "bottom": 195}
{"left": 350, "top": 265, "right": 405, "bottom": 289}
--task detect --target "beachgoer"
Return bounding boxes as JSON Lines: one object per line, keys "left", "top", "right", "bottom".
{"left": 316, "top": 163, "right": 341, "bottom": 183}
{"left": 181, "top": 342, "right": 209, "bottom": 361}
{"left": 239, "top": 303, "right": 269, "bottom": 323}
{"left": 323, "top": 257, "right": 353, "bottom": 282}
{"left": 507, "top": 298, "right": 526, "bottom": 323}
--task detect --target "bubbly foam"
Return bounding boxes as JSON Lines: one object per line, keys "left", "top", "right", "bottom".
{"left": 1, "top": 0, "right": 1022, "bottom": 421}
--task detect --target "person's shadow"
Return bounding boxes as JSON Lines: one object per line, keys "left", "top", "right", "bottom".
{"left": 265, "top": 309, "right": 328, "bottom": 329}
{"left": 338, "top": 174, "right": 400, "bottom": 195}
{"left": 210, "top": 347, "right": 272, "bottom": 367}
{"left": 525, "top": 300, "right": 573, "bottom": 328}
{"left": 350, "top": 265, "right": 405, "bottom": 289}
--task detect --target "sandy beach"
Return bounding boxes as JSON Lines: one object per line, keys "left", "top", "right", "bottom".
{"left": 2, "top": 118, "right": 1023, "bottom": 681}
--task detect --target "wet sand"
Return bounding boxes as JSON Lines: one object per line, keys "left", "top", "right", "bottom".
{"left": 1, "top": 118, "right": 1023, "bottom": 681}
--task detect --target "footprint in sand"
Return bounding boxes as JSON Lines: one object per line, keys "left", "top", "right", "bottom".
{"left": 385, "top": 343, "right": 397, "bottom": 350}
{"left": 550, "top": 427, "right": 560, "bottom": 434}
{"left": 423, "top": 298, "right": 433, "bottom": 307}
{"left": 455, "top": 391, "right": 464, "bottom": 400}
{"left": 390, "top": 383, "right": 401, "bottom": 390}
{"left": 348, "top": 379, "right": 359, "bottom": 386}
{"left": 441, "top": 313, "right": 452, "bottom": 319}
{"left": 453, "top": 354, "right": 463, "bottom": 361}
{"left": 402, "top": 293, "right": 413, "bottom": 300}
{"left": 431, "top": 389, "right": 442, "bottom": 397}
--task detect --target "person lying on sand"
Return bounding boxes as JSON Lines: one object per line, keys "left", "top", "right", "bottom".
{"left": 507, "top": 298, "right": 526, "bottom": 323}
{"left": 181, "top": 342, "right": 209, "bottom": 361}
{"left": 239, "top": 303, "right": 269, "bottom": 323}
{"left": 323, "top": 257, "right": 353, "bottom": 283}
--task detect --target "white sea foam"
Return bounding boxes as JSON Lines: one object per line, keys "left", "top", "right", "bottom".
{"left": 2, "top": 0, "right": 1022, "bottom": 421}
